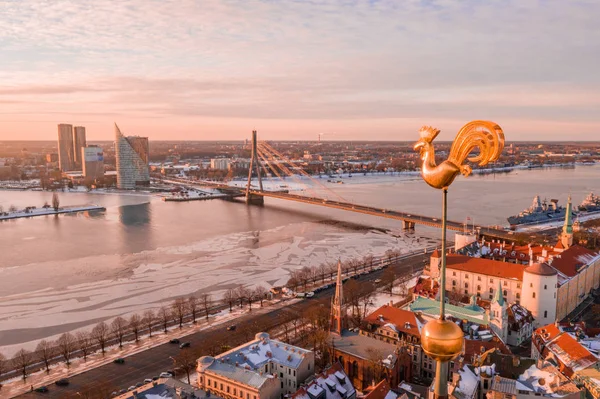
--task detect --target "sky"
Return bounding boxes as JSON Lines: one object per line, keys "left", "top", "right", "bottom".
{"left": 1, "top": 0, "right": 599, "bottom": 142}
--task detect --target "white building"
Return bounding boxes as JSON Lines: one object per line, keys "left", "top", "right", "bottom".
{"left": 115, "top": 124, "right": 150, "bottom": 189}
{"left": 211, "top": 158, "right": 231, "bottom": 170}
{"left": 82, "top": 146, "right": 104, "bottom": 180}
{"left": 197, "top": 332, "right": 315, "bottom": 399}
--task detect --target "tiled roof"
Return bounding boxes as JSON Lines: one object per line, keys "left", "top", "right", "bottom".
{"left": 549, "top": 245, "right": 599, "bottom": 277}
{"left": 524, "top": 262, "right": 557, "bottom": 276}
{"left": 464, "top": 338, "right": 511, "bottom": 358}
{"left": 489, "top": 375, "right": 517, "bottom": 395}
{"left": 446, "top": 255, "right": 526, "bottom": 281}
{"left": 364, "top": 305, "right": 423, "bottom": 338}
{"left": 365, "top": 379, "right": 397, "bottom": 399}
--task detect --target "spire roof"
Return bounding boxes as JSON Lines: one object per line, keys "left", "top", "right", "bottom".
{"left": 563, "top": 195, "right": 573, "bottom": 235}
{"left": 333, "top": 259, "right": 343, "bottom": 307}
{"left": 493, "top": 280, "right": 504, "bottom": 306}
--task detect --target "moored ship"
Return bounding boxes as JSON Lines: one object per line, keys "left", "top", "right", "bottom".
{"left": 578, "top": 192, "right": 600, "bottom": 212}
{"left": 507, "top": 195, "right": 572, "bottom": 229}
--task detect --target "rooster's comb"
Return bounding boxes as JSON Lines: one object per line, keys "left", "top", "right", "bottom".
{"left": 418, "top": 126, "right": 440, "bottom": 142}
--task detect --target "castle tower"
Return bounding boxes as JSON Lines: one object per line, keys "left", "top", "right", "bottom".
{"left": 330, "top": 260, "right": 347, "bottom": 335}
{"left": 490, "top": 281, "right": 508, "bottom": 342}
{"left": 521, "top": 263, "right": 558, "bottom": 328}
{"left": 561, "top": 195, "right": 574, "bottom": 249}
{"left": 429, "top": 249, "right": 441, "bottom": 279}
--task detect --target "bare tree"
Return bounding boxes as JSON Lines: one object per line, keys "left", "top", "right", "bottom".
{"left": 382, "top": 267, "right": 396, "bottom": 296}
{"left": 35, "top": 340, "right": 56, "bottom": 373}
{"left": 12, "top": 349, "right": 33, "bottom": 381}
{"left": 199, "top": 293, "right": 212, "bottom": 321}
{"left": 76, "top": 331, "right": 93, "bottom": 361}
{"left": 111, "top": 317, "right": 129, "bottom": 348}
{"left": 129, "top": 314, "right": 142, "bottom": 342}
{"left": 143, "top": 309, "right": 156, "bottom": 337}
{"left": 188, "top": 296, "right": 199, "bottom": 323}
{"left": 365, "top": 347, "right": 387, "bottom": 382}
{"left": 52, "top": 192, "right": 60, "bottom": 212}
{"left": 286, "top": 274, "right": 300, "bottom": 292}
{"left": 92, "top": 321, "right": 110, "bottom": 354}
{"left": 172, "top": 298, "right": 187, "bottom": 328}
{"left": 235, "top": 285, "right": 250, "bottom": 308}
{"left": 175, "top": 349, "right": 197, "bottom": 385}
{"left": 57, "top": 332, "right": 77, "bottom": 366}
{"left": 159, "top": 306, "right": 171, "bottom": 333}
{"left": 0, "top": 351, "right": 6, "bottom": 381}
{"left": 254, "top": 286, "right": 268, "bottom": 307}
{"left": 223, "top": 288, "right": 236, "bottom": 312}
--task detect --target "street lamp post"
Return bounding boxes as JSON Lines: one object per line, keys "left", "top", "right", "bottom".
{"left": 414, "top": 121, "right": 505, "bottom": 399}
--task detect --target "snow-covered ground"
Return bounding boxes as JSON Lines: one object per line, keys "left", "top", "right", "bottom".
{"left": 0, "top": 205, "right": 105, "bottom": 221}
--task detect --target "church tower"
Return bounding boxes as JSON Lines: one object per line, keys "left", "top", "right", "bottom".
{"left": 490, "top": 281, "right": 508, "bottom": 342}
{"left": 561, "top": 195, "right": 574, "bottom": 249}
{"left": 330, "top": 260, "right": 347, "bottom": 335}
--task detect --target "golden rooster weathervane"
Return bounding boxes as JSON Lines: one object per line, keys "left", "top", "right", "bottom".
{"left": 415, "top": 120, "right": 505, "bottom": 399}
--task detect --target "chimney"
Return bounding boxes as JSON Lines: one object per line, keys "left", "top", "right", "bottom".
{"left": 512, "top": 356, "right": 520, "bottom": 367}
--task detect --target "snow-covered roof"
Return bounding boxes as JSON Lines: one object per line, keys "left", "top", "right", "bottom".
{"left": 449, "top": 365, "right": 479, "bottom": 399}
{"left": 291, "top": 362, "right": 356, "bottom": 399}
{"left": 517, "top": 362, "right": 582, "bottom": 397}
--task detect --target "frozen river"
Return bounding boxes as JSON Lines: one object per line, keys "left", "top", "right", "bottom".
{"left": 0, "top": 164, "right": 598, "bottom": 353}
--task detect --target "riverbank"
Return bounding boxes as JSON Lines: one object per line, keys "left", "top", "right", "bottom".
{"left": 0, "top": 205, "right": 106, "bottom": 221}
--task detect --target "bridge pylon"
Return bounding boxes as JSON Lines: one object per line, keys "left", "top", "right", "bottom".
{"left": 246, "top": 130, "right": 264, "bottom": 205}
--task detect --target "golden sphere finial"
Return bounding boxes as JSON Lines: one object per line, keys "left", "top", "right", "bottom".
{"left": 420, "top": 319, "right": 464, "bottom": 362}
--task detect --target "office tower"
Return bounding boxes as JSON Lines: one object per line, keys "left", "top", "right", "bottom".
{"left": 57, "top": 124, "right": 74, "bottom": 171}
{"left": 82, "top": 145, "right": 104, "bottom": 180}
{"left": 73, "top": 126, "right": 87, "bottom": 168}
{"left": 115, "top": 124, "right": 150, "bottom": 189}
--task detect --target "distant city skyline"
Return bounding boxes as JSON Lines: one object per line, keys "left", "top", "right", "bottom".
{"left": 1, "top": 1, "right": 599, "bottom": 141}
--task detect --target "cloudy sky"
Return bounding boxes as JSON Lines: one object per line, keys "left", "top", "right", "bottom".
{"left": 1, "top": 0, "right": 598, "bottom": 141}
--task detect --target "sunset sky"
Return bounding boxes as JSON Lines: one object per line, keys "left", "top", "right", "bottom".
{"left": 1, "top": 0, "right": 598, "bottom": 141}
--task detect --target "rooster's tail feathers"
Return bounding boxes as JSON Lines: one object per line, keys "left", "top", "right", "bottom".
{"left": 447, "top": 120, "right": 505, "bottom": 168}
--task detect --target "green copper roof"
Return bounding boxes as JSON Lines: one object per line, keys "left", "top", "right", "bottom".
{"left": 563, "top": 195, "right": 573, "bottom": 235}
{"left": 410, "top": 296, "right": 489, "bottom": 325}
{"left": 492, "top": 280, "right": 505, "bottom": 306}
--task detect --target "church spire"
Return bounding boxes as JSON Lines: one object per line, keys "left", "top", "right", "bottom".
{"left": 561, "top": 195, "right": 574, "bottom": 249}
{"left": 330, "top": 259, "right": 346, "bottom": 335}
{"left": 492, "top": 280, "right": 504, "bottom": 307}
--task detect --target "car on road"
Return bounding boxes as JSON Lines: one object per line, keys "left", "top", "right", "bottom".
{"left": 374, "top": 279, "right": 382, "bottom": 284}
{"left": 169, "top": 338, "right": 180, "bottom": 344}
{"left": 152, "top": 376, "right": 160, "bottom": 381}
{"left": 35, "top": 386, "right": 49, "bottom": 393}
{"left": 144, "top": 379, "right": 153, "bottom": 384}
{"left": 227, "top": 325, "right": 236, "bottom": 331}
{"left": 114, "top": 358, "right": 125, "bottom": 364}
{"left": 55, "top": 378, "right": 69, "bottom": 386}
{"left": 128, "top": 386, "right": 137, "bottom": 391}
{"left": 305, "top": 292, "right": 314, "bottom": 298}
{"left": 160, "top": 372, "right": 173, "bottom": 378}
{"left": 179, "top": 342, "right": 191, "bottom": 349}
{"left": 136, "top": 382, "right": 144, "bottom": 388}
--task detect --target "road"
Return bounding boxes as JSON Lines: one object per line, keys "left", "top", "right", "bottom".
{"left": 18, "top": 252, "right": 429, "bottom": 398}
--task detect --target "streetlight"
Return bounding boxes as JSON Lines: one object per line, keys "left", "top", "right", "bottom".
{"left": 414, "top": 121, "right": 505, "bottom": 399}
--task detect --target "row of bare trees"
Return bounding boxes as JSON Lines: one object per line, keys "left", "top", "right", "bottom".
{"left": 0, "top": 293, "right": 215, "bottom": 383}
{"left": 286, "top": 251, "right": 404, "bottom": 292}
{"left": 221, "top": 285, "right": 268, "bottom": 311}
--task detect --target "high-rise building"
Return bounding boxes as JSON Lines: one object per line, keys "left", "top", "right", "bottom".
{"left": 82, "top": 146, "right": 104, "bottom": 180}
{"left": 115, "top": 124, "right": 150, "bottom": 189}
{"left": 57, "top": 124, "right": 74, "bottom": 171}
{"left": 73, "top": 126, "right": 87, "bottom": 168}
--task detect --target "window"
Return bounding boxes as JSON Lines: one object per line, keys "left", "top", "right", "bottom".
{"left": 478, "top": 276, "right": 481, "bottom": 281}
{"left": 227, "top": 387, "right": 230, "bottom": 393}
{"left": 490, "top": 288, "right": 494, "bottom": 294}
{"left": 489, "top": 294, "right": 493, "bottom": 300}
{"left": 530, "top": 283, "right": 533, "bottom": 288}
{"left": 532, "top": 292, "right": 536, "bottom": 299}
{"left": 477, "top": 285, "right": 481, "bottom": 291}
{"left": 504, "top": 281, "right": 507, "bottom": 286}
{"left": 220, "top": 383, "right": 223, "bottom": 390}
{"left": 484, "top": 380, "right": 489, "bottom": 389}
{"left": 465, "top": 274, "right": 469, "bottom": 278}
{"left": 490, "top": 279, "right": 494, "bottom": 283}
{"left": 465, "top": 282, "right": 469, "bottom": 288}
{"left": 294, "top": 370, "right": 296, "bottom": 376}
{"left": 503, "top": 290, "right": 507, "bottom": 296}
{"left": 452, "top": 280, "right": 457, "bottom": 286}
{"left": 465, "top": 290, "right": 468, "bottom": 295}
{"left": 544, "top": 285, "right": 547, "bottom": 290}
{"left": 544, "top": 311, "right": 548, "bottom": 318}
{"left": 453, "top": 271, "right": 456, "bottom": 276}
{"left": 516, "top": 293, "right": 520, "bottom": 299}
{"left": 517, "top": 283, "right": 521, "bottom": 288}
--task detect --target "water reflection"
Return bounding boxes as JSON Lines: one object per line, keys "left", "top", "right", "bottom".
{"left": 118, "top": 202, "right": 153, "bottom": 254}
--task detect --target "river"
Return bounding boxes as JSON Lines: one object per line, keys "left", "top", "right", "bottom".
{"left": 0, "top": 164, "right": 598, "bottom": 352}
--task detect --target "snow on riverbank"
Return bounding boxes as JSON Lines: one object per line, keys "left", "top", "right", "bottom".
{"left": 0, "top": 205, "right": 105, "bottom": 221}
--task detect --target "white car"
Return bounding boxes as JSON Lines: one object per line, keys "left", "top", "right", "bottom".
{"left": 160, "top": 372, "right": 173, "bottom": 378}
{"left": 305, "top": 292, "right": 315, "bottom": 298}
{"left": 144, "top": 379, "right": 153, "bottom": 384}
